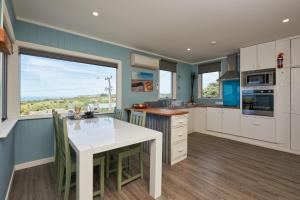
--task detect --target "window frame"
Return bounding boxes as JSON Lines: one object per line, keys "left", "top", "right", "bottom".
{"left": 198, "top": 71, "right": 222, "bottom": 99}
{"left": 2, "top": 53, "right": 8, "bottom": 121}
{"left": 159, "top": 70, "right": 176, "bottom": 100}
{"left": 18, "top": 46, "right": 122, "bottom": 119}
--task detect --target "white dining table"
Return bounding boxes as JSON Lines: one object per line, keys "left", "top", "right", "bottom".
{"left": 67, "top": 116, "right": 162, "bottom": 200}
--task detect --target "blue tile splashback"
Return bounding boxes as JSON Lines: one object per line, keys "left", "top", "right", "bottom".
{"left": 222, "top": 80, "right": 240, "bottom": 106}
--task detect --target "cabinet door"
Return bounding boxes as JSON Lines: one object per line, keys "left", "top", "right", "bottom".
{"left": 291, "top": 38, "right": 300, "bottom": 67}
{"left": 222, "top": 109, "right": 241, "bottom": 136}
{"left": 187, "top": 109, "right": 195, "bottom": 133}
{"left": 276, "top": 39, "right": 291, "bottom": 68}
{"left": 291, "top": 68, "right": 300, "bottom": 114}
{"left": 206, "top": 107, "right": 222, "bottom": 132}
{"left": 197, "top": 107, "right": 207, "bottom": 133}
{"left": 241, "top": 116, "right": 276, "bottom": 142}
{"left": 291, "top": 114, "right": 300, "bottom": 150}
{"left": 240, "top": 45, "right": 257, "bottom": 72}
{"left": 276, "top": 68, "right": 290, "bottom": 113}
{"left": 257, "top": 41, "right": 276, "bottom": 70}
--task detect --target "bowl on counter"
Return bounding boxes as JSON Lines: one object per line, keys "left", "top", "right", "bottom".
{"left": 132, "top": 104, "right": 148, "bottom": 109}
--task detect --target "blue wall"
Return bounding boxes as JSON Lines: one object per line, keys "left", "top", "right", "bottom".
{"left": 0, "top": 127, "right": 15, "bottom": 200}
{"left": 14, "top": 118, "right": 54, "bottom": 164}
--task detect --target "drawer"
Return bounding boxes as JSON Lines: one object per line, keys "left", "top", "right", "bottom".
{"left": 171, "top": 140, "right": 187, "bottom": 162}
{"left": 241, "top": 116, "right": 276, "bottom": 142}
{"left": 171, "top": 125, "right": 187, "bottom": 143}
{"left": 171, "top": 114, "right": 188, "bottom": 127}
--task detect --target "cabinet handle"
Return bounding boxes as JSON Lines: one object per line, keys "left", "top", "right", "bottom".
{"left": 177, "top": 133, "right": 183, "bottom": 136}
{"left": 178, "top": 149, "right": 184, "bottom": 153}
{"left": 253, "top": 123, "right": 260, "bottom": 126}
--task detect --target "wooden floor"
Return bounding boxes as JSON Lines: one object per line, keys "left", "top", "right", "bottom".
{"left": 9, "top": 133, "right": 300, "bottom": 200}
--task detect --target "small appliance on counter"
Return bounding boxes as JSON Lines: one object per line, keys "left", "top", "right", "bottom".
{"left": 132, "top": 103, "right": 148, "bottom": 109}
{"left": 84, "top": 111, "right": 94, "bottom": 118}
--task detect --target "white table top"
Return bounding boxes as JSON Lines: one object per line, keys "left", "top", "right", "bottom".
{"left": 67, "top": 116, "right": 161, "bottom": 153}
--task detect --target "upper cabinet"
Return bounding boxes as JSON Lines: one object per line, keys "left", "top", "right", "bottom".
{"left": 240, "top": 41, "right": 276, "bottom": 72}
{"left": 291, "top": 37, "right": 300, "bottom": 67}
{"left": 257, "top": 41, "right": 276, "bottom": 70}
{"left": 240, "top": 45, "right": 257, "bottom": 72}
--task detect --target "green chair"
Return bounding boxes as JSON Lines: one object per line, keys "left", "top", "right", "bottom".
{"left": 116, "top": 111, "right": 146, "bottom": 191}
{"left": 105, "top": 108, "right": 124, "bottom": 178}
{"left": 114, "top": 108, "right": 123, "bottom": 120}
{"left": 52, "top": 110, "right": 61, "bottom": 190}
{"left": 56, "top": 115, "right": 106, "bottom": 200}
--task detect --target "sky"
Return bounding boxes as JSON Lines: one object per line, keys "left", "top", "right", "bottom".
{"left": 21, "top": 55, "right": 117, "bottom": 100}
{"left": 159, "top": 70, "right": 172, "bottom": 95}
{"left": 202, "top": 71, "right": 219, "bottom": 88}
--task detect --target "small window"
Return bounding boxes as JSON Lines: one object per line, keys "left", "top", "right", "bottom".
{"left": 200, "top": 71, "right": 221, "bottom": 98}
{"left": 2, "top": 53, "right": 8, "bottom": 121}
{"left": 159, "top": 70, "right": 173, "bottom": 99}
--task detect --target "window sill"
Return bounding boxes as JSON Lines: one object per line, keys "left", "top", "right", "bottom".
{"left": 0, "top": 118, "right": 18, "bottom": 139}
{"left": 19, "top": 112, "right": 114, "bottom": 121}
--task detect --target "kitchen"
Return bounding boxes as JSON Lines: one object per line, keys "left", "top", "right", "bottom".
{"left": 1, "top": 1, "right": 300, "bottom": 200}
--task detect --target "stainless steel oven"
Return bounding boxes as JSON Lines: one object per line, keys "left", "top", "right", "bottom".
{"left": 246, "top": 71, "right": 275, "bottom": 86}
{"left": 242, "top": 89, "right": 274, "bottom": 117}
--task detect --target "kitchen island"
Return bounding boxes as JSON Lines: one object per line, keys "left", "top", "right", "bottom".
{"left": 126, "top": 108, "right": 189, "bottom": 165}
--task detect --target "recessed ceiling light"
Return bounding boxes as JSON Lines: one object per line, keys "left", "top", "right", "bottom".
{"left": 92, "top": 11, "right": 99, "bottom": 16}
{"left": 187, "top": 48, "right": 191, "bottom": 51}
{"left": 282, "top": 18, "right": 290, "bottom": 23}
{"left": 210, "top": 41, "right": 217, "bottom": 45}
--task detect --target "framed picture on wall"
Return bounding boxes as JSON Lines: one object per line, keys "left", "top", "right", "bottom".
{"left": 131, "top": 71, "right": 154, "bottom": 92}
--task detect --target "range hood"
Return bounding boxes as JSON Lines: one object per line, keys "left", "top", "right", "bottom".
{"left": 218, "top": 54, "right": 240, "bottom": 81}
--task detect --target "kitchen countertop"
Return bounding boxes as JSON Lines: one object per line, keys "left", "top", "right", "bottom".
{"left": 196, "top": 104, "right": 240, "bottom": 109}
{"left": 126, "top": 108, "right": 189, "bottom": 116}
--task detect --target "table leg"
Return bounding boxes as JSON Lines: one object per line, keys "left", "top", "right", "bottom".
{"left": 76, "top": 149, "right": 93, "bottom": 200}
{"left": 149, "top": 134, "right": 162, "bottom": 199}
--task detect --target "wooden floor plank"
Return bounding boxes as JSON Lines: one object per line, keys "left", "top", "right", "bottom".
{"left": 9, "top": 133, "right": 300, "bottom": 200}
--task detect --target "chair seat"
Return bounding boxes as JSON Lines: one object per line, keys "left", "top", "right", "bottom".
{"left": 69, "top": 153, "right": 105, "bottom": 173}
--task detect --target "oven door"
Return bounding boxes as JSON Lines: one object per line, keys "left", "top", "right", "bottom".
{"left": 246, "top": 74, "right": 266, "bottom": 86}
{"left": 242, "top": 90, "right": 274, "bottom": 117}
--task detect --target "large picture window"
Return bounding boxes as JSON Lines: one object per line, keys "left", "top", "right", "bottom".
{"left": 20, "top": 54, "right": 117, "bottom": 116}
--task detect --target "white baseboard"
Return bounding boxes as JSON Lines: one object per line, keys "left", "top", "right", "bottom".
{"left": 196, "top": 131, "right": 300, "bottom": 156}
{"left": 14, "top": 156, "right": 54, "bottom": 171}
{"left": 5, "top": 169, "right": 15, "bottom": 200}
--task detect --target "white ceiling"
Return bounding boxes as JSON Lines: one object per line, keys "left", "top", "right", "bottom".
{"left": 12, "top": 0, "right": 300, "bottom": 63}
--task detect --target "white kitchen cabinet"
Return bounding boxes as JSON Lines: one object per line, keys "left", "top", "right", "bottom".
{"left": 276, "top": 68, "right": 291, "bottom": 113}
{"left": 291, "top": 68, "right": 300, "bottom": 114}
{"left": 291, "top": 37, "right": 300, "bottom": 67}
{"left": 187, "top": 108, "right": 196, "bottom": 134}
{"left": 241, "top": 116, "right": 276, "bottom": 142}
{"left": 240, "top": 45, "right": 257, "bottom": 72}
{"left": 222, "top": 109, "right": 241, "bottom": 136}
{"left": 195, "top": 107, "right": 207, "bottom": 133}
{"left": 257, "top": 41, "right": 276, "bottom": 70}
{"left": 291, "top": 114, "right": 300, "bottom": 151}
{"left": 276, "top": 39, "right": 291, "bottom": 68}
{"left": 206, "top": 107, "right": 223, "bottom": 133}
{"left": 171, "top": 114, "right": 188, "bottom": 165}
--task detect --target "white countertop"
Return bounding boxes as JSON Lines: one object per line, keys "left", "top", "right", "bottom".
{"left": 67, "top": 116, "right": 161, "bottom": 153}
{"left": 0, "top": 118, "right": 18, "bottom": 138}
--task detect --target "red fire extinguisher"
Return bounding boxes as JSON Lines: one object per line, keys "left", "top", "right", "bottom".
{"left": 277, "top": 53, "right": 284, "bottom": 68}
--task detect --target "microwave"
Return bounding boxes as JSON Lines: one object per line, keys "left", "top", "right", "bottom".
{"left": 246, "top": 71, "right": 275, "bottom": 86}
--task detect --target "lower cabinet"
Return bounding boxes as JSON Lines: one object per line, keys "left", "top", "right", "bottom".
{"left": 291, "top": 114, "right": 300, "bottom": 151}
{"left": 222, "top": 109, "right": 241, "bottom": 136}
{"left": 241, "top": 116, "right": 276, "bottom": 142}
{"left": 206, "top": 107, "right": 241, "bottom": 135}
{"left": 170, "top": 115, "right": 188, "bottom": 165}
{"left": 207, "top": 107, "right": 223, "bottom": 132}
{"left": 195, "top": 107, "right": 207, "bottom": 133}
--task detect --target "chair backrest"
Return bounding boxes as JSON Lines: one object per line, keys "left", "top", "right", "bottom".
{"left": 130, "top": 111, "right": 146, "bottom": 127}
{"left": 114, "top": 108, "right": 123, "bottom": 120}
{"left": 52, "top": 110, "right": 60, "bottom": 154}
{"left": 57, "top": 115, "right": 71, "bottom": 167}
